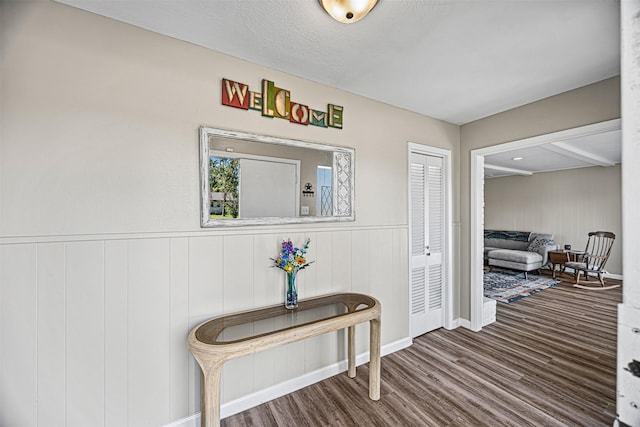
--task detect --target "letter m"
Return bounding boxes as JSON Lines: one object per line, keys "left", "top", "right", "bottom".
{"left": 221, "top": 79, "right": 249, "bottom": 110}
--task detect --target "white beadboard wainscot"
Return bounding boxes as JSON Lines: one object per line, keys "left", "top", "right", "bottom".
{"left": 0, "top": 226, "right": 409, "bottom": 427}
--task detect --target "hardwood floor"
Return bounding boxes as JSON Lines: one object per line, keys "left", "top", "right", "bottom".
{"left": 223, "top": 274, "right": 622, "bottom": 426}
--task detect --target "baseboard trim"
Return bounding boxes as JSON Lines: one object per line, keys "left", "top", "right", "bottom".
{"left": 162, "top": 414, "right": 200, "bottom": 427}
{"left": 455, "top": 298, "right": 496, "bottom": 331}
{"left": 163, "top": 337, "right": 413, "bottom": 427}
{"left": 560, "top": 267, "right": 623, "bottom": 281}
{"left": 454, "top": 318, "right": 469, "bottom": 329}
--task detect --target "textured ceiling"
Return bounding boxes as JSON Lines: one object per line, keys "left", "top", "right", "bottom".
{"left": 53, "top": 0, "right": 622, "bottom": 176}
{"left": 55, "top": 0, "right": 620, "bottom": 125}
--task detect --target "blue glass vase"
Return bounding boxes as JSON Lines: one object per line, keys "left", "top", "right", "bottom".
{"left": 285, "top": 272, "right": 298, "bottom": 309}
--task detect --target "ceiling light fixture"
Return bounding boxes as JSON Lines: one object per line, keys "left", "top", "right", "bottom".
{"left": 319, "top": 0, "right": 379, "bottom": 24}
{"left": 512, "top": 157, "right": 523, "bottom": 161}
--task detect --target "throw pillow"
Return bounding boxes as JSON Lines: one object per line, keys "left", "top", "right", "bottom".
{"left": 527, "top": 236, "right": 555, "bottom": 255}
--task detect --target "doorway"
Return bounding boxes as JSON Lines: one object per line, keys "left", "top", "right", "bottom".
{"left": 408, "top": 143, "right": 453, "bottom": 337}
{"left": 469, "top": 118, "right": 621, "bottom": 330}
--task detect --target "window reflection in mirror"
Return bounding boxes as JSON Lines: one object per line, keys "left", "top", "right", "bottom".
{"left": 209, "top": 157, "right": 239, "bottom": 218}
{"left": 317, "top": 166, "right": 333, "bottom": 216}
{"left": 200, "top": 127, "right": 354, "bottom": 227}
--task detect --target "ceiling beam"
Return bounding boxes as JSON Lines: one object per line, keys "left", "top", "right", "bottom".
{"left": 483, "top": 163, "right": 533, "bottom": 176}
{"left": 545, "top": 142, "right": 616, "bottom": 167}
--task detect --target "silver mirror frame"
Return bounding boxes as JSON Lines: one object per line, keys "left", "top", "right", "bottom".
{"left": 200, "top": 126, "right": 355, "bottom": 227}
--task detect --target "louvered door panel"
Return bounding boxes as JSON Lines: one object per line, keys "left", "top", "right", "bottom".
{"left": 410, "top": 152, "right": 445, "bottom": 337}
{"left": 427, "top": 159, "right": 444, "bottom": 313}
{"left": 429, "top": 265, "right": 443, "bottom": 310}
{"left": 411, "top": 163, "right": 426, "bottom": 256}
{"left": 428, "top": 164, "right": 443, "bottom": 253}
{"left": 410, "top": 160, "right": 427, "bottom": 319}
{"left": 411, "top": 268, "right": 426, "bottom": 315}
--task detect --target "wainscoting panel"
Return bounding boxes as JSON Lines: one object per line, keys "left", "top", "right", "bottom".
{"left": 220, "top": 235, "right": 256, "bottom": 403}
{"left": 169, "top": 237, "right": 191, "bottom": 423}
{"left": 331, "top": 231, "right": 353, "bottom": 292}
{"left": 1, "top": 244, "right": 38, "bottom": 427}
{"left": 66, "top": 241, "right": 106, "bottom": 427}
{"left": 187, "top": 235, "right": 224, "bottom": 415}
{"left": 105, "top": 240, "right": 129, "bottom": 427}
{"left": 351, "top": 230, "right": 373, "bottom": 297}
{"left": 0, "top": 227, "right": 409, "bottom": 426}
{"left": 128, "top": 239, "right": 172, "bottom": 427}
{"left": 352, "top": 229, "right": 377, "bottom": 357}
{"left": 37, "top": 243, "right": 66, "bottom": 427}
{"left": 250, "top": 234, "right": 281, "bottom": 393}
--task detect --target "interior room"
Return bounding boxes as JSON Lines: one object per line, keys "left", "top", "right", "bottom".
{"left": 483, "top": 127, "right": 621, "bottom": 270}
{"left": 2, "top": 1, "right": 639, "bottom": 426}
{"left": 483, "top": 144, "right": 622, "bottom": 278}
{"left": 478, "top": 122, "right": 622, "bottom": 305}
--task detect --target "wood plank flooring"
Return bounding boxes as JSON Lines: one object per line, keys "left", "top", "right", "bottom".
{"left": 223, "top": 274, "right": 622, "bottom": 426}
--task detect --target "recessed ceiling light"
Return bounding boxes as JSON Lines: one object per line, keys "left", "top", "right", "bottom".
{"left": 512, "top": 157, "right": 523, "bottom": 161}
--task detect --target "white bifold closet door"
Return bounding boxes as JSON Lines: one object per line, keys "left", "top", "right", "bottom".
{"left": 410, "top": 152, "right": 444, "bottom": 337}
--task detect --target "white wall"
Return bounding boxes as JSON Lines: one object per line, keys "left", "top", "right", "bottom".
{"left": 0, "top": 1, "right": 459, "bottom": 426}
{"left": 484, "top": 165, "right": 622, "bottom": 275}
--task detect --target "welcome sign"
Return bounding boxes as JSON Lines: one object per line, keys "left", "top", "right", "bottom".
{"left": 221, "top": 78, "right": 343, "bottom": 129}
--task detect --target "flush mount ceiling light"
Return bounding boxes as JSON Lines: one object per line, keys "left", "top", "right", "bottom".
{"left": 512, "top": 157, "right": 524, "bottom": 161}
{"left": 319, "top": 0, "right": 379, "bottom": 24}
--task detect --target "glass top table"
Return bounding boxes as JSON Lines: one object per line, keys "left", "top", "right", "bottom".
{"left": 188, "top": 292, "right": 381, "bottom": 427}
{"left": 195, "top": 292, "right": 377, "bottom": 344}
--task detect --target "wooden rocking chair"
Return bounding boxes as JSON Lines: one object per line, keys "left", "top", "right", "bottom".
{"left": 565, "top": 231, "right": 618, "bottom": 290}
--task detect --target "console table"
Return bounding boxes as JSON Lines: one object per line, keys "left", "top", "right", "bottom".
{"left": 188, "top": 292, "right": 382, "bottom": 427}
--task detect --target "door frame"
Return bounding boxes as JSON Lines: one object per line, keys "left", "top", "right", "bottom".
{"left": 407, "top": 142, "right": 454, "bottom": 332}
{"left": 469, "top": 118, "right": 622, "bottom": 331}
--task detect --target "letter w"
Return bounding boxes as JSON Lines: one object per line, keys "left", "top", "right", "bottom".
{"left": 222, "top": 79, "right": 249, "bottom": 110}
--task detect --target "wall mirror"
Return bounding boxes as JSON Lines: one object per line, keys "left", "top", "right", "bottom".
{"left": 200, "top": 127, "right": 355, "bottom": 227}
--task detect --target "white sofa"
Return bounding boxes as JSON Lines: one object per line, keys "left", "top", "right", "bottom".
{"left": 484, "top": 230, "right": 559, "bottom": 278}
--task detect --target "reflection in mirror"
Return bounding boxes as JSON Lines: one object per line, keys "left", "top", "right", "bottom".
{"left": 210, "top": 151, "right": 300, "bottom": 218}
{"left": 209, "top": 156, "right": 239, "bottom": 218}
{"left": 200, "top": 127, "right": 355, "bottom": 227}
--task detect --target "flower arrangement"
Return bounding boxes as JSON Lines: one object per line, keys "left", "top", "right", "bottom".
{"left": 272, "top": 238, "right": 313, "bottom": 309}
{"left": 272, "top": 238, "right": 313, "bottom": 275}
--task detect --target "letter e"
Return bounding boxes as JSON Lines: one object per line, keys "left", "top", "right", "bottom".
{"left": 328, "top": 104, "right": 343, "bottom": 129}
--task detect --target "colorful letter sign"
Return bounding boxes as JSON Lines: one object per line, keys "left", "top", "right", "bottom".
{"left": 221, "top": 79, "right": 249, "bottom": 109}
{"left": 221, "top": 78, "right": 343, "bottom": 129}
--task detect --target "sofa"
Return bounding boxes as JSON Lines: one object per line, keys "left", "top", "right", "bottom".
{"left": 484, "top": 230, "right": 559, "bottom": 278}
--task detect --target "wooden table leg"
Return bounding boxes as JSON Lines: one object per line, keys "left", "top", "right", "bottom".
{"left": 200, "top": 362, "right": 223, "bottom": 427}
{"left": 369, "top": 318, "right": 381, "bottom": 401}
{"left": 348, "top": 325, "right": 356, "bottom": 378}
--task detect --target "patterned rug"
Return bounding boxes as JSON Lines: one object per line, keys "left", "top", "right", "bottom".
{"left": 484, "top": 268, "right": 561, "bottom": 303}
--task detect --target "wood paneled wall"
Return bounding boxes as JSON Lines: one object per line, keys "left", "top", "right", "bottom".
{"left": 0, "top": 227, "right": 408, "bottom": 427}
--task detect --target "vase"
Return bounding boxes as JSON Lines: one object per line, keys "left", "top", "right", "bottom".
{"left": 285, "top": 272, "right": 298, "bottom": 309}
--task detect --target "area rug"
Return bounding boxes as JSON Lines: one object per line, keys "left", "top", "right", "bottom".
{"left": 484, "top": 268, "right": 561, "bottom": 303}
